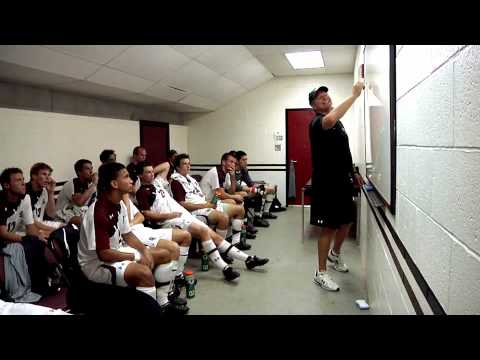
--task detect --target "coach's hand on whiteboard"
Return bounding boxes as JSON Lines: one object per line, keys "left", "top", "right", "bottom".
{"left": 353, "top": 79, "right": 365, "bottom": 98}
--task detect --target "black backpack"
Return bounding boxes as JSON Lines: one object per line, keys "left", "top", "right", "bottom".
{"left": 47, "top": 224, "right": 83, "bottom": 287}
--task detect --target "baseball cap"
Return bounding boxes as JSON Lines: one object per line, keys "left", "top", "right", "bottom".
{"left": 308, "top": 86, "right": 329, "bottom": 105}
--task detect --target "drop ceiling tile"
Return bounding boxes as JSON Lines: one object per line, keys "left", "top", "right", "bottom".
{"left": 179, "top": 94, "right": 219, "bottom": 110}
{"left": 163, "top": 60, "right": 219, "bottom": 95}
{"left": 107, "top": 45, "right": 190, "bottom": 81}
{"left": 171, "top": 45, "right": 212, "bottom": 59}
{"left": 196, "top": 45, "right": 253, "bottom": 75}
{"left": 86, "top": 67, "right": 154, "bottom": 93}
{"left": 224, "top": 58, "right": 273, "bottom": 89}
{"left": 144, "top": 82, "right": 189, "bottom": 102}
{"left": 43, "top": 45, "right": 130, "bottom": 65}
{"left": 199, "top": 76, "right": 246, "bottom": 103}
{"left": 0, "top": 45, "right": 100, "bottom": 79}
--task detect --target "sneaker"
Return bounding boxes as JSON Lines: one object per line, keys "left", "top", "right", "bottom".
{"left": 313, "top": 270, "right": 340, "bottom": 291}
{"left": 160, "top": 302, "right": 190, "bottom": 315}
{"left": 222, "top": 266, "right": 240, "bottom": 281}
{"left": 262, "top": 212, "right": 277, "bottom": 219}
{"left": 327, "top": 249, "right": 349, "bottom": 273}
{"left": 245, "top": 255, "right": 269, "bottom": 270}
{"left": 221, "top": 252, "right": 234, "bottom": 264}
{"left": 253, "top": 216, "right": 270, "bottom": 227}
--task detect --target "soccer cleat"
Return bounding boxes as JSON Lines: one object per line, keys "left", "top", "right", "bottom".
{"left": 245, "top": 255, "right": 269, "bottom": 270}
{"left": 262, "top": 212, "right": 277, "bottom": 219}
{"left": 222, "top": 266, "right": 240, "bottom": 281}
{"left": 246, "top": 223, "right": 258, "bottom": 234}
{"left": 246, "top": 232, "right": 256, "bottom": 239}
{"left": 174, "top": 274, "right": 186, "bottom": 288}
{"left": 253, "top": 216, "right": 270, "bottom": 227}
{"left": 235, "top": 239, "right": 252, "bottom": 251}
{"left": 160, "top": 301, "right": 190, "bottom": 315}
{"left": 313, "top": 270, "right": 340, "bottom": 291}
{"left": 327, "top": 249, "right": 349, "bottom": 273}
{"left": 168, "top": 287, "right": 187, "bottom": 306}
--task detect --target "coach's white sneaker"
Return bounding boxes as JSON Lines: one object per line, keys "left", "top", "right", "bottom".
{"left": 328, "top": 249, "right": 349, "bottom": 273}
{"left": 313, "top": 270, "right": 340, "bottom": 292}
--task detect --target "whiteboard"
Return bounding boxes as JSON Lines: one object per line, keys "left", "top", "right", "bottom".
{"left": 364, "top": 45, "right": 396, "bottom": 212}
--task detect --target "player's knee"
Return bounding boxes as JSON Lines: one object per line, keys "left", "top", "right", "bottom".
{"left": 137, "top": 266, "right": 154, "bottom": 286}
{"left": 181, "top": 230, "right": 191, "bottom": 246}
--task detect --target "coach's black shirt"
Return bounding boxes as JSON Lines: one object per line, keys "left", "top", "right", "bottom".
{"left": 309, "top": 113, "right": 353, "bottom": 183}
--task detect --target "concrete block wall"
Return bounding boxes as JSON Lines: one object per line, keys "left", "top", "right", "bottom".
{"left": 395, "top": 45, "right": 480, "bottom": 314}
{"left": 356, "top": 45, "right": 480, "bottom": 314}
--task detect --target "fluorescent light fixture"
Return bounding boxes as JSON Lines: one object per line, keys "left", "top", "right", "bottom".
{"left": 285, "top": 51, "right": 324, "bottom": 69}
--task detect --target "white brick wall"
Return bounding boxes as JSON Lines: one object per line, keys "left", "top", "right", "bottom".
{"left": 358, "top": 45, "right": 480, "bottom": 314}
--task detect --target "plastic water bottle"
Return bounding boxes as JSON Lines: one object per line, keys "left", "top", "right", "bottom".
{"left": 184, "top": 270, "right": 195, "bottom": 298}
{"left": 241, "top": 224, "right": 247, "bottom": 242}
{"left": 201, "top": 252, "right": 209, "bottom": 271}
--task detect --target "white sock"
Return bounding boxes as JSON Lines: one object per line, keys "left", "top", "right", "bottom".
{"left": 216, "top": 228, "right": 228, "bottom": 239}
{"left": 136, "top": 286, "right": 156, "bottom": 300}
{"left": 177, "top": 246, "right": 190, "bottom": 276}
{"left": 232, "top": 219, "right": 243, "bottom": 244}
{"left": 154, "top": 262, "right": 173, "bottom": 306}
{"left": 218, "top": 240, "right": 249, "bottom": 262}
{"left": 201, "top": 239, "right": 228, "bottom": 270}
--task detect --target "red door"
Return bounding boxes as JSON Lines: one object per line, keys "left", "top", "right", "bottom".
{"left": 140, "top": 121, "right": 170, "bottom": 166}
{"left": 286, "top": 109, "right": 315, "bottom": 205}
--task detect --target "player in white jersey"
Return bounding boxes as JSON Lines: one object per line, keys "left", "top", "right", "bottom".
{"left": 26, "top": 162, "right": 64, "bottom": 238}
{"left": 56, "top": 159, "right": 97, "bottom": 226}
{"left": 1, "top": 167, "right": 52, "bottom": 295}
{"left": 122, "top": 194, "right": 191, "bottom": 304}
{"left": 136, "top": 161, "right": 269, "bottom": 282}
{"left": 170, "top": 153, "right": 252, "bottom": 255}
{"left": 77, "top": 162, "right": 189, "bottom": 315}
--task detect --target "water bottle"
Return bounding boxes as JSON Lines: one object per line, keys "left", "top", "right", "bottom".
{"left": 184, "top": 270, "right": 195, "bottom": 298}
{"left": 241, "top": 224, "right": 247, "bottom": 242}
{"left": 201, "top": 252, "right": 209, "bottom": 271}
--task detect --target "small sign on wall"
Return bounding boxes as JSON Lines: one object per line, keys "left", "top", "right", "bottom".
{"left": 273, "top": 131, "right": 283, "bottom": 151}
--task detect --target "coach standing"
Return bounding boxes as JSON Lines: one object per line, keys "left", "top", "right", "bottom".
{"left": 308, "top": 80, "right": 365, "bottom": 292}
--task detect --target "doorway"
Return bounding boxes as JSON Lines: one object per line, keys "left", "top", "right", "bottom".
{"left": 286, "top": 108, "right": 315, "bottom": 205}
{"left": 139, "top": 120, "right": 170, "bottom": 166}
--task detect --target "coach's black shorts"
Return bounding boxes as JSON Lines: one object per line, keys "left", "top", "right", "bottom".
{"left": 310, "top": 178, "right": 355, "bottom": 229}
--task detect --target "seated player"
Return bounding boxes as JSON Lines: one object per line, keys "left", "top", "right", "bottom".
{"left": 122, "top": 193, "right": 191, "bottom": 304}
{"left": 170, "top": 153, "right": 252, "bottom": 251}
{"left": 1, "top": 167, "right": 52, "bottom": 295}
{"left": 199, "top": 152, "right": 244, "bottom": 206}
{"left": 126, "top": 146, "right": 147, "bottom": 187}
{"left": 166, "top": 149, "right": 177, "bottom": 182}
{"left": 99, "top": 149, "right": 117, "bottom": 165}
{"left": 26, "top": 162, "right": 65, "bottom": 238}
{"left": 136, "top": 161, "right": 269, "bottom": 282}
{"left": 76, "top": 162, "right": 188, "bottom": 315}
{"left": 55, "top": 159, "right": 97, "bottom": 226}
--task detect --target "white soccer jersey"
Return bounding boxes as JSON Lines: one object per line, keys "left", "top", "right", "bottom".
{"left": 0, "top": 193, "right": 34, "bottom": 234}
{"left": 199, "top": 166, "right": 233, "bottom": 202}
{"left": 28, "top": 186, "right": 49, "bottom": 221}
{"left": 56, "top": 178, "right": 96, "bottom": 222}
{"left": 171, "top": 172, "right": 206, "bottom": 204}
{"left": 77, "top": 198, "right": 131, "bottom": 269}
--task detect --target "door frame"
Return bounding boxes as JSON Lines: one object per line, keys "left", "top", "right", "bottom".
{"left": 139, "top": 120, "right": 170, "bottom": 162}
{"left": 285, "top": 108, "right": 314, "bottom": 207}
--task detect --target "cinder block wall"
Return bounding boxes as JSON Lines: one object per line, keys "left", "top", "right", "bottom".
{"left": 394, "top": 45, "right": 480, "bottom": 314}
